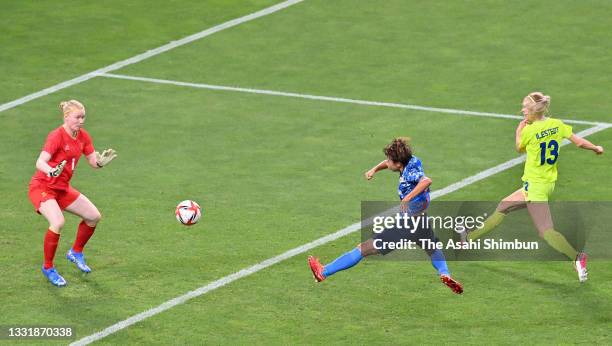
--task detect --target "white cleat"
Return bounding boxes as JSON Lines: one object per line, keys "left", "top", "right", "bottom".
{"left": 574, "top": 252, "right": 588, "bottom": 283}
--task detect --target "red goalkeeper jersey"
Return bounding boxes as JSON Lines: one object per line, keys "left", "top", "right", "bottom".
{"left": 30, "top": 126, "right": 95, "bottom": 191}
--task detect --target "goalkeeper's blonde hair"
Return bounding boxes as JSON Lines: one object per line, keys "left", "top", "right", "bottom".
{"left": 59, "top": 100, "right": 85, "bottom": 115}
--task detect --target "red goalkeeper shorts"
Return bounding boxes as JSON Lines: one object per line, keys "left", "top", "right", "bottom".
{"left": 28, "top": 182, "right": 81, "bottom": 213}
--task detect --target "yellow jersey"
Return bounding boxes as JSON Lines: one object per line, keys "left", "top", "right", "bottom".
{"left": 519, "top": 117, "right": 572, "bottom": 183}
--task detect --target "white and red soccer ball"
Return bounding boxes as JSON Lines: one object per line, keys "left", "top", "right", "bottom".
{"left": 175, "top": 200, "right": 202, "bottom": 226}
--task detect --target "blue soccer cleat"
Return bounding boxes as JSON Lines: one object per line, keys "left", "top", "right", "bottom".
{"left": 41, "top": 266, "right": 67, "bottom": 287}
{"left": 66, "top": 249, "right": 92, "bottom": 273}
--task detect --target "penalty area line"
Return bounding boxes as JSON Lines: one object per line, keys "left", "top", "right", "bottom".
{"left": 70, "top": 124, "right": 607, "bottom": 346}
{"left": 98, "top": 72, "right": 612, "bottom": 127}
{"left": 0, "top": 0, "right": 305, "bottom": 114}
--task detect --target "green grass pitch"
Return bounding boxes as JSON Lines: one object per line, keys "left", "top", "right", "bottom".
{"left": 1, "top": 0, "right": 611, "bottom": 344}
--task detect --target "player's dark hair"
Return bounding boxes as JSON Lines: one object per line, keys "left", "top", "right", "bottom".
{"left": 384, "top": 137, "right": 412, "bottom": 166}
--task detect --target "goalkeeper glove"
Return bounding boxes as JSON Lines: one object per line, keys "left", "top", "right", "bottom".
{"left": 48, "top": 160, "right": 66, "bottom": 177}
{"left": 95, "top": 149, "right": 117, "bottom": 167}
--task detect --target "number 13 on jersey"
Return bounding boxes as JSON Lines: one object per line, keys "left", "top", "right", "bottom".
{"left": 539, "top": 140, "right": 559, "bottom": 165}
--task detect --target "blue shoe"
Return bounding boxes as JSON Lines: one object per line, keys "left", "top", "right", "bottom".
{"left": 41, "top": 266, "right": 67, "bottom": 287}
{"left": 66, "top": 249, "right": 91, "bottom": 273}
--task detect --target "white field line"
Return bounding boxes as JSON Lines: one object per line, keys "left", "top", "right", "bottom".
{"left": 0, "top": 0, "right": 304, "bottom": 114}
{"left": 70, "top": 124, "right": 608, "bottom": 346}
{"left": 98, "top": 73, "right": 612, "bottom": 127}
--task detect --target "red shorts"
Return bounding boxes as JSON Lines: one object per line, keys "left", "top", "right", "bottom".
{"left": 28, "top": 182, "right": 81, "bottom": 213}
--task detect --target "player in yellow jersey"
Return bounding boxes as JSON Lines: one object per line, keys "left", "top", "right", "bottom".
{"left": 463, "top": 92, "right": 604, "bottom": 282}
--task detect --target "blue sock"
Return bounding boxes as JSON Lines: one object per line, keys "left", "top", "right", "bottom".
{"left": 322, "top": 248, "right": 363, "bottom": 277}
{"left": 430, "top": 249, "right": 450, "bottom": 276}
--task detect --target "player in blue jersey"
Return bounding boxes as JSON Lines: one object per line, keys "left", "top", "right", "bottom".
{"left": 308, "top": 138, "right": 463, "bottom": 294}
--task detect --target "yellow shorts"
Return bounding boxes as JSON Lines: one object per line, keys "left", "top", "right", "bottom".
{"left": 522, "top": 181, "right": 555, "bottom": 202}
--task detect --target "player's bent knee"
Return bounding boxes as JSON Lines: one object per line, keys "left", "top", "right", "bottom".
{"left": 497, "top": 200, "right": 525, "bottom": 214}
{"left": 84, "top": 210, "right": 102, "bottom": 226}
{"left": 50, "top": 218, "right": 65, "bottom": 232}
{"left": 495, "top": 202, "right": 508, "bottom": 213}
{"left": 92, "top": 210, "right": 102, "bottom": 224}
{"left": 358, "top": 241, "right": 377, "bottom": 257}
{"left": 536, "top": 227, "right": 550, "bottom": 238}
{"left": 495, "top": 201, "right": 513, "bottom": 214}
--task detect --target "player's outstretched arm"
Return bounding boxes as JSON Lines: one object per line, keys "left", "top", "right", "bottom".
{"left": 364, "top": 160, "right": 388, "bottom": 180}
{"left": 568, "top": 134, "right": 604, "bottom": 155}
{"left": 36, "top": 151, "right": 66, "bottom": 177}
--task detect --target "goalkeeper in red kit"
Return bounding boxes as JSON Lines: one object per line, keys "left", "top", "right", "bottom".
{"left": 28, "top": 100, "right": 117, "bottom": 287}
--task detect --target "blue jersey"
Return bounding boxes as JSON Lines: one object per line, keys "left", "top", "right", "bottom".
{"left": 398, "top": 156, "right": 430, "bottom": 214}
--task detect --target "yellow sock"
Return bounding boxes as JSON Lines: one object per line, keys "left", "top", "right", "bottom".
{"left": 542, "top": 229, "right": 578, "bottom": 260}
{"left": 468, "top": 211, "right": 505, "bottom": 240}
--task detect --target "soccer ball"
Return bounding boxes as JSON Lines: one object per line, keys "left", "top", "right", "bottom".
{"left": 175, "top": 200, "right": 202, "bottom": 226}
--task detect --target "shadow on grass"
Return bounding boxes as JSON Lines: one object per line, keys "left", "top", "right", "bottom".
{"left": 474, "top": 262, "right": 611, "bottom": 323}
